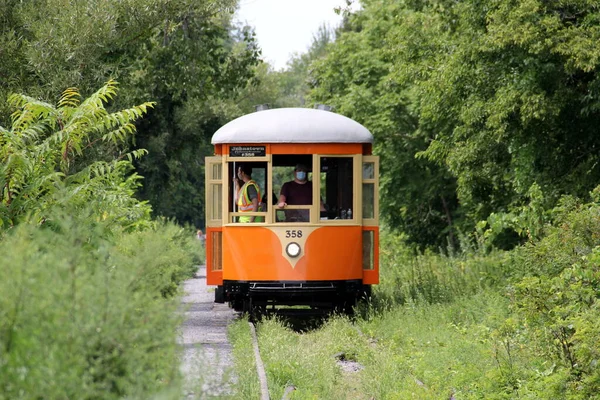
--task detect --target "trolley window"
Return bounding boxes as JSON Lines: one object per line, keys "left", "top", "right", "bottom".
{"left": 362, "top": 230, "right": 374, "bottom": 270}
{"left": 272, "top": 155, "right": 315, "bottom": 223}
{"left": 318, "top": 156, "right": 355, "bottom": 221}
{"left": 227, "top": 161, "right": 268, "bottom": 223}
{"left": 205, "top": 156, "right": 223, "bottom": 226}
{"left": 362, "top": 156, "right": 379, "bottom": 226}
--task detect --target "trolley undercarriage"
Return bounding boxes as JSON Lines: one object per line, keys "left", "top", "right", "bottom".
{"left": 216, "top": 279, "right": 370, "bottom": 314}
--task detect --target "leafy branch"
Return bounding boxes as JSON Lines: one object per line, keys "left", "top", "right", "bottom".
{"left": 0, "top": 81, "right": 155, "bottom": 229}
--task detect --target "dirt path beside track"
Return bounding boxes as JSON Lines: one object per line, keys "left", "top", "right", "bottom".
{"left": 179, "top": 266, "right": 238, "bottom": 398}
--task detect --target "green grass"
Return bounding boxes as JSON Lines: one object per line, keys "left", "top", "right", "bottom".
{"left": 229, "top": 315, "right": 371, "bottom": 399}
{"left": 229, "top": 320, "right": 262, "bottom": 399}
{"left": 357, "top": 292, "right": 511, "bottom": 399}
{"left": 227, "top": 196, "right": 600, "bottom": 398}
{"left": 227, "top": 292, "right": 510, "bottom": 399}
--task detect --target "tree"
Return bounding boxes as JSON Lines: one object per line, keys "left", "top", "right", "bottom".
{"left": 0, "top": 0, "right": 260, "bottom": 228}
{"left": 124, "top": 12, "right": 261, "bottom": 228}
{"left": 308, "top": 1, "right": 460, "bottom": 248}
{"left": 277, "top": 23, "right": 337, "bottom": 108}
{"left": 308, "top": 0, "right": 600, "bottom": 249}
{"left": 416, "top": 0, "right": 600, "bottom": 221}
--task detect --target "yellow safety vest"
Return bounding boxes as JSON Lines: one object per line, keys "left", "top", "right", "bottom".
{"left": 237, "top": 180, "right": 264, "bottom": 222}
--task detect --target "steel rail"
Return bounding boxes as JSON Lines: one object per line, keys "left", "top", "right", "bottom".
{"left": 249, "top": 321, "right": 270, "bottom": 400}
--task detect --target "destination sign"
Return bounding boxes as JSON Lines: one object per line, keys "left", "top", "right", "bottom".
{"left": 229, "top": 146, "right": 266, "bottom": 157}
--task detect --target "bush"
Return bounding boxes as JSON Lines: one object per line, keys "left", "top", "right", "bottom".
{"left": 0, "top": 81, "right": 153, "bottom": 231}
{"left": 0, "top": 212, "right": 198, "bottom": 399}
{"left": 115, "top": 219, "right": 199, "bottom": 298}
{"left": 490, "top": 190, "right": 600, "bottom": 398}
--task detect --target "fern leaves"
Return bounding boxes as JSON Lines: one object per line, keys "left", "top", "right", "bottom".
{"left": 0, "top": 81, "right": 155, "bottom": 229}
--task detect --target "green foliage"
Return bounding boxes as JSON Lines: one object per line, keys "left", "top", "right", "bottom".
{"left": 118, "top": 10, "right": 261, "bottom": 228}
{"left": 371, "top": 189, "right": 600, "bottom": 397}
{"left": 0, "top": 0, "right": 239, "bottom": 106}
{"left": 416, "top": 0, "right": 600, "bottom": 209}
{"left": 0, "top": 0, "right": 260, "bottom": 229}
{"left": 0, "top": 211, "right": 200, "bottom": 399}
{"left": 276, "top": 23, "right": 337, "bottom": 107}
{"left": 476, "top": 182, "right": 550, "bottom": 250}
{"left": 0, "top": 81, "right": 153, "bottom": 230}
{"left": 375, "top": 227, "right": 508, "bottom": 308}
{"left": 490, "top": 190, "right": 600, "bottom": 397}
{"left": 307, "top": 1, "right": 461, "bottom": 249}
{"left": 116, "top": 219, "right": 199, "bottom": 298}
{"left": 308, "top": 0, "right": 600, "bottom": 249}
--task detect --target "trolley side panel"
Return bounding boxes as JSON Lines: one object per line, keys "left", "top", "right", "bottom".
{"left": 362, "top": 226, "right": 380, "bottom": 284}
{"left": 206, "top": 227, "right": 223, "bottom": 285}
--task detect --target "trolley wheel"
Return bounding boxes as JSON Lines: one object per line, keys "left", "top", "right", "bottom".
{"left": 242, "top": 298, "right": 265, "bottom": 321}
{"left": 242, "top": 298, "right": 250, "bottom": 313}
{"left": 215, "top": 285, "right": 225, "bottom": 303}
{"left": 231, "top": 297, "right": 244, "bottom": 312}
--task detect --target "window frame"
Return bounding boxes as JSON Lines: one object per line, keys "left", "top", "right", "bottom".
{"left": 361, "top": 155, "right": 380, "bottom": 227}
{"left": 314, "top": 154, "right": 361, "bottom": 224}
{"left": 205, "top": 156, "right": 223, "bottom": 227}
{"left": 225, "top": 155, "right": 271, "bottom": 225}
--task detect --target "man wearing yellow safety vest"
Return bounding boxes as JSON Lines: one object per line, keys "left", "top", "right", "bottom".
{"left": 233, "top": 163, "right": 264, "bottom": 223}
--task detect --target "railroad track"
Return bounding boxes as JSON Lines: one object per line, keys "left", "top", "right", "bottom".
{"left": 248, "top": 315, "right": 458, "bottom": 400}
{"left": 248, "top": 320, "right": 298, "bottom": 400}
{"left": 248, "top": 321, "right": 270, "bottom": 400}
{"left": 246, "top": 313, "right": 366, "bottom": 400}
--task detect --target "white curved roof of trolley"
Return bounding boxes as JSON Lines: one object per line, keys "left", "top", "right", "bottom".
{"left": 211, "top": 108, "right": 373, "bottom": 144}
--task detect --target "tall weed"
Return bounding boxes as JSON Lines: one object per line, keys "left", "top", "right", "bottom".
{"left": 375, "top": 227, "right": 508, "bottom": 308}
{"left": 115, "top": 219, "right": 199, "bottom": 298}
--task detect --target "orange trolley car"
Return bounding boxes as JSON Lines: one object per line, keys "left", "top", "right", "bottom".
{"left": 205, "top": 107, "right": 379, "bottom": 313}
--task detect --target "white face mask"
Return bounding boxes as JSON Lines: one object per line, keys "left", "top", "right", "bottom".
{"left": 296, "top": 171, "right": 306, "bottom": 181}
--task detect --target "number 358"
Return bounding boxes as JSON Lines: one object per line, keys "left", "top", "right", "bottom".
{"left": 285, "top": 230, "right": 302, "bottom": 238}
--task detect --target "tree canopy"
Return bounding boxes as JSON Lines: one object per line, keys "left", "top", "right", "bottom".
{"left": 0, "top": 0, "right": 260, "bottom": 228}
{"left": 308, "top": 0, "right": 600, "bottom": 248}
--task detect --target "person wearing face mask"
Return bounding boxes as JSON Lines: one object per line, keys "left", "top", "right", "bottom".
{"left": 278, "top": 164, "right": 325, "bottom": 221}
{"left": 233, "top": 163, "right": 263, "bottom": 223}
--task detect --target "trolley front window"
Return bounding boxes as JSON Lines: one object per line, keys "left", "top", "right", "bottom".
{"left": 272, "top": 155, "right": 315, "bottom": 223}
{"left": 319, "top": 156, "right": 354, "bottom": 221}
{"left": 227, "top": 161, "right": 268, "bottom": 223}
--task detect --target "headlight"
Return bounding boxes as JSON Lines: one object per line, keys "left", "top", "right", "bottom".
{"left": 286, "top": 242, "right": 301, "bottom": 258}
